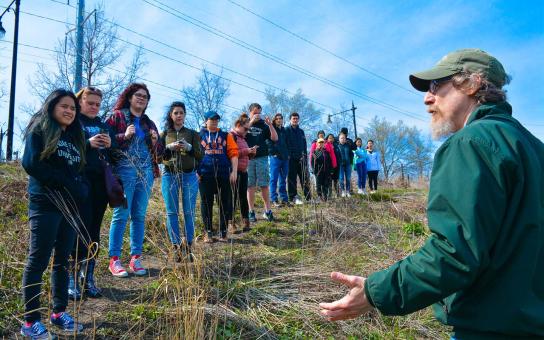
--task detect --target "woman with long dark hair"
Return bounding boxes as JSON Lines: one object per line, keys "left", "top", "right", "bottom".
{"left": 160, "top": 101, "right": 202, "bottom": 262}
{"left": 20, "top": 89, "right": 87, "bottom": 338}
{"left": 105, "top": 83, "right": 162, "bottom": 277}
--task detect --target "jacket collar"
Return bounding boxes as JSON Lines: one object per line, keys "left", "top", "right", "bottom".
{"left": 466, "top": 101, "right": 512, "bottom": 126}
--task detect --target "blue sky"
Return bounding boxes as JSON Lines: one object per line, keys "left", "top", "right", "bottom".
{"left": 1, "top": 0, "right": 543, "bottom": 155}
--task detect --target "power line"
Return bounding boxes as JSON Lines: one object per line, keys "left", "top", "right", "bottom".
{"left": 37, "top": 1, "right": 424, "bottom": 120}
{"left": 0, "top": 40, "right": 244, "bottom": 115}
{"left": 226, "top": 0, "right": 419, "bottom": 96}
{"left": 33, "top": 3, "right": 338, "bottom": 112}
{"left": 141, "top": 0, "right": 427, "bottom": 121}
{"left": 21, "top": 2, "right": 425, "bottom": 121}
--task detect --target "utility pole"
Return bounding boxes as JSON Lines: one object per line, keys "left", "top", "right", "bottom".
{"left": 327, "top": 100, "right": 358, "bottom": 139}
{"left": 74, "top": 0, "right": 84, "bottom": 92}
{"left": 351, "top": 100, "right": 357, "bottom": 138}
{"left": 4, "top": 0, "right": 20, "bottom": 161}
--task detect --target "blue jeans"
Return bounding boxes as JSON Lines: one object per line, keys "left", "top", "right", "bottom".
{"left": 269, "top": 156, "right": 289, "bottom": 202}
{"left": 161, "top": 170, "right": 198, "bottom": 245}
{"left": 109, "top": 165, "right": 154, "bottom": 258}
{"left": 355, "top": 162, "right": 367, "bottom": 189}
{"left": 339, "top": 164, "right": 352, "bottom": 191}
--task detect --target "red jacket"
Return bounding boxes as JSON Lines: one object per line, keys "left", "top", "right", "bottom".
{"left": 230, "top": 129, "right": 251, "bottom": 172}
{"left": 105, "top": 108, "right": 163, "bottom": 178}
{"left": 309, "top": 141, "right": 337, "bottom": 168}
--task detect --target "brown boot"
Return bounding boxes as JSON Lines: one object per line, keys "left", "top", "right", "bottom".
{"left": 228, "top": 220, "right": 241, "bottom": 234}
{"left": 242, "top": 218, "right": 251, "bottom": 232}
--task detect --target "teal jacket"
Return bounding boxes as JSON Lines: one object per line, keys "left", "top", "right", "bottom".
{"left": 364, "top": 102, "right": 544, "bottom": 339}
{"left": 353, "top": 147, "right": 368, "bottom": 169}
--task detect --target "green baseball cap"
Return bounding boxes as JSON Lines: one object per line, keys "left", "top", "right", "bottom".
{"left": 409, "top": 48, "right": 507, "bottom": 92}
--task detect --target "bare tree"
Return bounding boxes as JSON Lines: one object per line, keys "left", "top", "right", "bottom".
{"left": 27, "top": 6, "right": 147, "bottom": 117}
{"left": 264, "top": 87, "right": 324, "bottom": 140}
{"left": 0, "top": 55, "right": 6, "bottom": 105}
{"left": 0, "top": 124, "right": 6, "bottom": 162}
{"left": 363, "top": 116, "right": 433, "bottom": 182}
{"left": 181, "top": 68, "right": 231, "bottom": 129}
{"left": 404, "top": 129, "right": 434, "bottom": 180}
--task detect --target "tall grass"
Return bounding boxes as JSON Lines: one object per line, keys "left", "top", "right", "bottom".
{"left": 0, "top": 162, "right": 449, "bottom": 339}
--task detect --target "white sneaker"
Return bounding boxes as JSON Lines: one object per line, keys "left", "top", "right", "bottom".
{"left": 294, "top": 197, "right": 304, "bottom": 205}
{"left": 346, "top": 192, "right": 352, "bottom": 197}
{"left": 362, "top": 189, "right": 367, "bottom": 195}
{"left": 341, "top": 191, "right": 346, "bottom": 197}
{"left": 357, "top": 188, "right": 363, "bottom": 194}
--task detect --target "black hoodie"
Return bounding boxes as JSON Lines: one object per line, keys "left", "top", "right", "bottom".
{"left": 22, "top": 131, "right": 89, "bottom": 212}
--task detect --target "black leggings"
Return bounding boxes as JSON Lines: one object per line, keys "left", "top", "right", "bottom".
{"left": 315, "top": 172, "right": 331, "bottom": 201}
{"left": 23, "top": 208, "right": 76, "bottom": 322}
{"left": 367, "top": 171, "right": 379, "bottom": 190}
{"left": 233, "top": 171, "right": 249, "bottom": 219}
{"left": 199, "top": 176, "right": 232, "bottom": 236}
{"left": 72, "top": 172, "right": 108, "bottom": 262}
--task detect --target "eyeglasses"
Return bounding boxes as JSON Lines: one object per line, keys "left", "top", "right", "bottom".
{"left": 133, "top": 92, "right": 149, "bottom": 100}
{"left": 429, "top": 76, "right": 453, "bottom": 95}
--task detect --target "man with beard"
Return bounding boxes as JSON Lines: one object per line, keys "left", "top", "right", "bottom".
{"left": 319, "top": 49, "right": 544, "bottom": 339}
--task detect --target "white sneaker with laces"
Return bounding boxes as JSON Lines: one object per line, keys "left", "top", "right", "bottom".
{"left": 294, "top": 197, "right": 304, "bottom": 205}
{"left": 357, "top": 188, "right": 363, "bottom": 194}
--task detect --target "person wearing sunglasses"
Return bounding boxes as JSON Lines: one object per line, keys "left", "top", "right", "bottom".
{"left": 320, "top": 49, "right": 544, "bottom": 339}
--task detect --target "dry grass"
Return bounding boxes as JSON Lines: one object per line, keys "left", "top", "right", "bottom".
{"left": 0, "top": 162, "right": 450, "bottom": 339}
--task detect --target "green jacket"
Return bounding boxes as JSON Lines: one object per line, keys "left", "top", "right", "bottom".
{"left": 160, "top": 127, "right": 203, "bottom": 173}
{"left": 365, "top": 102, "right": 544, "bottom": 339}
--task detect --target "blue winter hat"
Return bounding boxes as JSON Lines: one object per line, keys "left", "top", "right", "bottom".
{"left": 204, "top": 110, "right": 220, "bottom": 120}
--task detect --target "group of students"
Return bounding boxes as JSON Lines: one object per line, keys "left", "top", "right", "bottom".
{"left": 18, "top": 83, "right": 381, "bottom": 339}
{"left": 307, "top": 130, "right": 381, "bottom": 201}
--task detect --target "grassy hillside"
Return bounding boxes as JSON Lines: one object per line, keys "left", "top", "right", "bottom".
{"left": 0, "top": 162, "right": 449, "bottom": 339}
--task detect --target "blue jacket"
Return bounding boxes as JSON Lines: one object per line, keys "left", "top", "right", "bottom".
{"left": 197, "top": 129, "right": 231, "bottom": 178}
{"left": 353, "top": 147, "right": 368, "bottom": 165}
{"left": 338, "top": 142, "right": 353, "bottom": 166}
{"left": 284, "top": 125, "right": 307, "bottom": 160}
{"left": 366, "top": 150, "right": 381, "bottom": 171}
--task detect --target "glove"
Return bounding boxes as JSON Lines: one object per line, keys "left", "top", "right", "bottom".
{"left": 166, "top": 142, "right": 178, "bottom": 150}
{"left": 181, "top": 139, "right": 192, "bottom": 152}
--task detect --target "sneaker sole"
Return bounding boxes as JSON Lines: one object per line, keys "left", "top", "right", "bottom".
{"left": 50, "top": 321, "right": 83, "bottom": 333}
{"left": 20, "top": 330, "right": 53, "bottom": 340}
{"left": 131, "top": 270, "right": 147, "bottom": 276}
{"left": 109, "top": 270, "right": 128, "bottom": 278}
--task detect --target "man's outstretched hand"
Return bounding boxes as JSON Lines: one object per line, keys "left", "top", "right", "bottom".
{"left": 319, "top": 272, "right": 374, "bottom": 321}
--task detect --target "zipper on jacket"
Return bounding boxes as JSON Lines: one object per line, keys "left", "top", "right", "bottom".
{"left": 438, "top": 299, "right": 449, "bottom": 315}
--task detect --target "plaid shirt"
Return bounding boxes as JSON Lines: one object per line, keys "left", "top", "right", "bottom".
{"left": 105, "top": 108, "right": 163, "bottom": 178}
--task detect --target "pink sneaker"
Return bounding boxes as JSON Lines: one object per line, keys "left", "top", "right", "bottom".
{"left": 129, "top": 255, "right": 147, "bottom": 276}
{"left": 109, "top": 256, "right": 128, "bottom": 278}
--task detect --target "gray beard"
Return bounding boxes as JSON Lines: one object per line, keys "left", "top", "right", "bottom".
{"left": 431, "top": 119, "right": 455, "bottom": 140}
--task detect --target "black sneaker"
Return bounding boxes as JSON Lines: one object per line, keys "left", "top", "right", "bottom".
{"left": 248, "top": 210, "right": 256, "bottom": 222}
